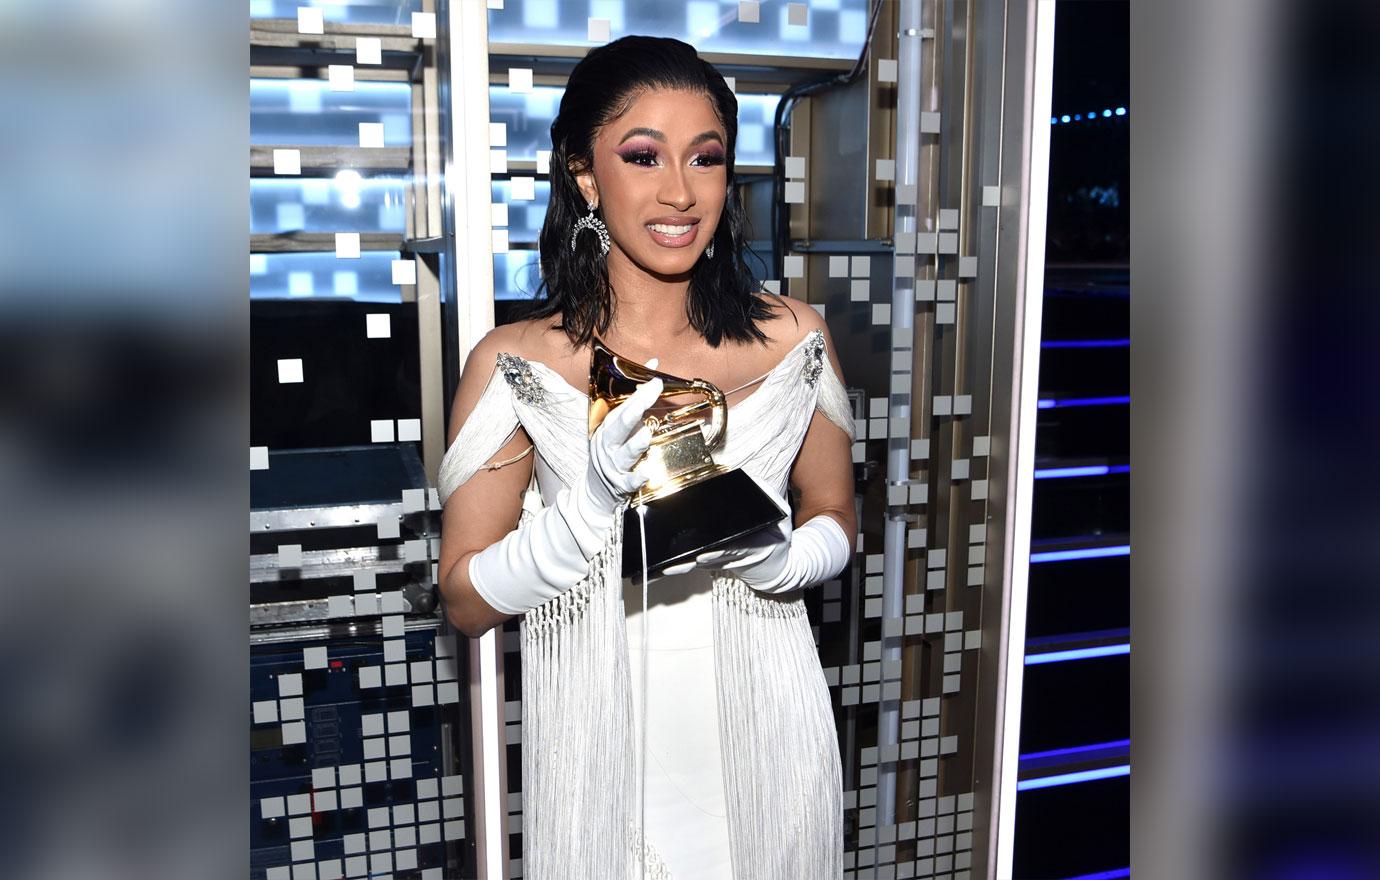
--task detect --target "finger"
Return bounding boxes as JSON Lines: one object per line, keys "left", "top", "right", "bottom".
{"left": 612, "top": 426, "right": 653, "bottom": 472}
{"left": 607, "top": 377, "right": 663, "bottom": 439}
{"left": 661, "top": 561, "right": 696, "bottom": 577}
{"left": 695, "top": 550, "right": 727, "bottom": 564}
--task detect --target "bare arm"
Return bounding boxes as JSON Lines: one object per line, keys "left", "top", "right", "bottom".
{"left": 785, "top": 307, "right": 857, "bottom": 553}
{"left": 436, "top": 329, "right": 529, "bottom": 638}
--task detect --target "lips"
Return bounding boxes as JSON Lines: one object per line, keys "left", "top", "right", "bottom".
{"left": 645, "top": 216, "right": 699, "bottom": 248}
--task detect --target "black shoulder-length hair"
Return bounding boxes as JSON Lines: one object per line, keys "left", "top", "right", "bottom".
{"left": 515, "top": 35, "right": 774, "bottom": 348}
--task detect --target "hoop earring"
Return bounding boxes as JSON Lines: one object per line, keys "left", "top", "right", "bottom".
{"left": 705, "top": 239, "right": 715, "bottom": 260}
{"left": 569, "top": 201, "right": 610, "bottom": 256}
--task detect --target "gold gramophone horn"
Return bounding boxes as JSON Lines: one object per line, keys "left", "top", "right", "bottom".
{"left": 588, "top": 337, "right": 728, "bottom": 506}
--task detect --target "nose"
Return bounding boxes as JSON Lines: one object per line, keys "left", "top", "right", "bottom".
{"left": 657, "top": 164, "right": 695, "bottom": 212}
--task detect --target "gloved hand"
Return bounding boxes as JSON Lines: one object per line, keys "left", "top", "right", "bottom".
{"left": 660, "top": 479, "right": 852, "bottom": 594}
{"left": 662, "top": 515, "right": 793, "bottom": 580}
{"left": 468, "top": 373, "right": 664, "bottom": 615}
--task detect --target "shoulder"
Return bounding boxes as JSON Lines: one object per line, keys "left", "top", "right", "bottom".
{"left": 448, "top": 319, "right": 561, "bottom": 438}
{"left": 468, "top": 318, "right": 568, "bottom": 368}
{"left": 752, "top": 291, "right": 845, "bottom": 383}
{"left": 753, "top": 291, "right": 833, "bottom": 349}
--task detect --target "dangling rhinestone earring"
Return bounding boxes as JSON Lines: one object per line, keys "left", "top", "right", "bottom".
{"left": 569, "top": 201, "right": 610, "bottom": 256}
{"left": 705, "top": 239, "right": 715, "bottom": 260}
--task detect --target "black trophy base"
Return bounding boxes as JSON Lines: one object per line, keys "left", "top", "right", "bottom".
{"left": 621, "top": 467, "right": 788, "bottom": 580}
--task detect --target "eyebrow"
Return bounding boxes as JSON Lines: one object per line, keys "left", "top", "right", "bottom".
{"left": 616, "top": 127, "right": 724, "bottom": 147}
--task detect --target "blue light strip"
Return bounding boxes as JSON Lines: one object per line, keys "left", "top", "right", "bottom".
{"left": 1017, "top": 764, "right": 1130, "bottom": 791}
{"left": 1041, "top": 338, "right": 1130, "bottom": 349}
{"left": 1030, "top": 544, "right": 1130, "bottom": 563}
{"left": 1025, "top": 643, "right": 1130, "bottom": 665}
{"left": 1050, "top": 106, "right": 1128, "bottom": 125}
{"left": 1037, "top": 395, "right": 1131, "bottom": 409}
{"left": 1034, "top": 464, "right": 1130, "bottom": 479}
{"left": 1020, "top": 739, "right": 1130, "bottom": 762}
{"left": 1063, "top": 869, "right": 1130, "bottom": 880}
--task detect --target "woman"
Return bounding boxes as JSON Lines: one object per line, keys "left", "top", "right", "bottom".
{"left": 437, "top": 36, "right": 855, "bottom": 880}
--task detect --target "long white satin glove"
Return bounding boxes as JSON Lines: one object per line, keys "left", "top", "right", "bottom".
{"left": 663, "top": 508, "right": 852, "bottom": 594}
{"left": 468, "top": 374, "right": 664, "bottom": 615}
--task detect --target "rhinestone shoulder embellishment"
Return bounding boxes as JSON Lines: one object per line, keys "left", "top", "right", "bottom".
{"left": 496, "top": 352, "right": 546, "bottom": 406}
{"left": 802, "top": 329, "right": 826, "bottom": 387}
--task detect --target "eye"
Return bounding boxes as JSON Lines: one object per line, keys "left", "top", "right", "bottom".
{"left": 621, "top": 149, "right": 659, "bottom": 167}
{"left": 692, "top": 154, "right": 726, "bottom": 168}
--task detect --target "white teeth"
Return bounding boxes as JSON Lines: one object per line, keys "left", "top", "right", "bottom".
{"left": 648, "top": 223, "right": 692, "bottom": 235}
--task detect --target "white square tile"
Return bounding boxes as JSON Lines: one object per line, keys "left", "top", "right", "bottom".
{"left": 272, "top": 149, "right": 300, "bottom": 176}
{"left": 535, "top": 150, "right": 551, "bottom": 175}
{"left": 738, "top": 1, "right": 760, "bottom": 23}
{"left": 489, "top": 149, "right": 508, "bottom": 174}
{"left": 511, "top": 176, "right": 535, "bottom": 200}
{"left": 411, "top": 12, "right": 436, "bottom": 39}
{"left": 587, "top": 17, "right": 610, "bottom": 41}
{"left": 508, "top": 67, "right": 532, "bottom": 93}
{"left": 397, "top": 419, "right": 421, "bottom": 442}
{"left": 491, "top": 229, "right": 509, "bottom": 253}
{"left": 260, "top": 795, "right": 286, "bottom": 819}
{"left": 391, "top": 259, "right": 416, "bottom": 285}
{"left": 490, "top": 202, "right": 509, "bottom": 227}
{"left": 875, "top": 159, "right": 895, "bottom": 181}
{"left": 784, "top": 180, "right": 805, "bottom": 203}
{"left": 784, "top": 155, "right": 806, "bottom": 179}
{"left": 878, "top": 59, "right": 898, "bottom": 83}
{"left": 370, "top": 419, "right": 395, "bottom": 443}
{"left": 277, "top": 358, "right": 303, "bottom": 384}
{"left": 358, "top": 123, "right": 385, "bottom": 148}
{"left": 787, "top": 2, "right": 808, "bottom": 26}
{"left": 356, "top": 37, "right": 382, "bottom": 65}
{"left": 278, "top": 543, "right": 303, "bottom": 566}
{"left": 250, "top": 446, "right": 270, "bottom": 471}
{"left": 489, "top": 122, "right": 506, "bottom": 147}
{"left": 365, "top": 313, "right": 390, "bottom": 338}
{"left": 328, "top": 65, "right": 355, "bottom": 92}
{"left": 335, "top": 232, "right": 360, "bottom": 259}
{"left": 783, "top": 255, "right": 804, "bottom": 278}
{"left": 296, "top": 7, "right": 323, "bottom": 34}
{"left": 401, "top": 488, "right": 425, "bottom": 513}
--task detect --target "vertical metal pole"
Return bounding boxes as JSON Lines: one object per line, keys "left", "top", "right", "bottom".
{"left": 417, "top": 0, "right": 447, "bottom": 483}
{"left": 878, "top": 0, "right": 925, "bottom": 828}
{"left": 990, "top": 1, "right": 1055, "bottom": 876}
{"left": 443, "top": 2, "right": 505, "bottom": 878}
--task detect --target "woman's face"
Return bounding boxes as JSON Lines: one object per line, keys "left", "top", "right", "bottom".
{"left": 574, "top": 87, "right": 729, "bottom": 278}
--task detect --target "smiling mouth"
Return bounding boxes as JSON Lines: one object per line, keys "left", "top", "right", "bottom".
{"left": 647, "top": 223, "right": 694, "bottom": 235}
